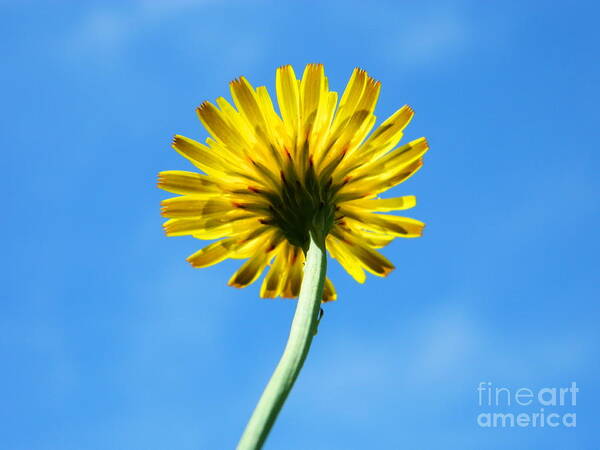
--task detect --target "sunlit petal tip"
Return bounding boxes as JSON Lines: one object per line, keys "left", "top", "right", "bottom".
{"left": 259, "top": 277, "right": 275, "bottom": 298}
{"left": 229, "top": 76, "right": 249, "bottom": 88}
{"left": 322, "top": 279, "right": 337, "bottom": 301}
{"left": 186, "top": 240, "right": 235, "bottom": 268}
{"left": 185, "top": 256, "right": 204, "bottom": 268}
{"left": 171, "top": 134, "right": 188, "bottom": 148}
{"left": 227, "top": 271, "right": 246, "bottom": 288}
{"left": 359, "top": 71, "right": 380, "bottom": 87}
{"left": 195, "top": 101, "right": 211, "bottom": 116}
{"left": 162, "top": 221, "right": 183, "bottom": 235}
{"left": 382, "top": 266, "right": 395, "bottom": 277}
{"left": 276, "top": 64, "right": 293, "bottom": 73}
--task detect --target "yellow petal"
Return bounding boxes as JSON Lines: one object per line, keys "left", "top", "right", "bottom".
{"left": 365, "top": 105, "right": 414, "bottom": 152}
{"left": 342, "top": 105, "right": 414, "bottom": 173}
{"left": 350, "top": 244, "right": 394, "bottom": 277}
{"left": 281, "top": 246, "right": 304, "bottom": 297}
{"left": 157, "top": 171, "right": 220, "bottom": 195}
{"left": 326, "top": 235, "right": 366, "bottom": 283}
{"left": 163, "top": 212, "right": 258, "bottom": 238}
{"left": 260, "top": 245, "right": 288, "bottom": 298}
{"left": 371, "top": 159, "right": 424, "bottom": 194}
{"left": 171, "top": 135, "right": 227, "bottom": 176}
{"left": 331, "top": 228, "right": 394, "bottom": 277}
{"left": 196, "top": 101, "right": 248, "bottom": 152}
{"left": 355, "top": 77, "right": 381, "bottom": 115}
{"left": 276, "top": 65, "right": 300, "bottom": 140}
{"left": 342, "top": 207, "right": 425, "bottom": 237}
{"left": 318, "top": 75, "right": 379, "bottom": 171}
{"left": 349, "top": 228, "right": 395, "bottom": 249}
{"left": 345, "top": 195, "right": 416, "bottom": 212}
{"left": 160, "top": 196, "right": 234, "bottom": 218}
{"left": 187, "top": 238, "right": 238, "bottom": 268}
{"left": 232, "top": 227, "right": 274, "bottom": 259}
{"left": 228, "top": 235, "right": 282, "bottom": 288}
{"left": 309, "top": 90, "right": 338, "bottom": 162}
{"left": 349, "top": 137, "right": 428, "bottom": 183}
{"left": 337, "top": 158, "right": 424, "bottom": 198}
{"left": 300, "top": 63, "right": 325, "bottom": 139}
{"left": 376, "top": 137, "right": 429, "bottom": 171}
{"left": 229, "top": 79, "right": 279, "bottom": 171}
{"left": 256, "top": 86, "right": 286, "bottom": 148}
{"left": 318, "top": 110, "right": 373, "bottom": 177}
{"left": 322, "top": 278, "right": 337, "bottom": 302}
{"left": 214, "top": 96, "right": 256, "bottom": 150}
{"left": 228, "top": 252, "right": 270, "bottom": 288}
{"left": 330, "top": 68, "right": 367, "bottom": 132}
{"left": 230, "top": 77, "right": 266, "bottom": 130}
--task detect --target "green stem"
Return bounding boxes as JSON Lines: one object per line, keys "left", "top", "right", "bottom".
{"left": 237, "top": 231, "right": 327, "bottom": 450}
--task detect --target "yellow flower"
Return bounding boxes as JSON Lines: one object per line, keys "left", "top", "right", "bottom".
{"left": 159, "top": 64, "right": 428, "bottom": 302}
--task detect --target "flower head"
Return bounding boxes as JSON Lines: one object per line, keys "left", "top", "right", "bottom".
{"left": 159, "top": 64, "right": 428, "bottom": 301}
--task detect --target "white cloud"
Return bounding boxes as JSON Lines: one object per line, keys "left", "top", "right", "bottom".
{"left": 61, "top": 1, "right": 208, "bottom": 60}
{"left": 291, "top": 300, "right": 482, "bottom": 424}
{"left": 136, "top": 0, "right": 215, "bottom": 15}
{"left": 400, "top": 304, "right": 480, "bottom": 384}
{"left": 69, "top": 9, "right": 134, "bottom": 55}
{"left": 386, "top": 10, "right": 469, "bottom": 67}
{"left": 60, "top": 1, "right": 265, "bottom": 72}
{"left": 292, "top": 292, "right": 597, "bottom": 428}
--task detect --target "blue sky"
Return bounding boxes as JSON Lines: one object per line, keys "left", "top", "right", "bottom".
{"left": 3, "top": 1, "right": 599, "bottom": 449}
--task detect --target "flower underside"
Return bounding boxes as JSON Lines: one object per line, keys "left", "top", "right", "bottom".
{"left": 159, "top": 64, "right": 429, "bottom": 301}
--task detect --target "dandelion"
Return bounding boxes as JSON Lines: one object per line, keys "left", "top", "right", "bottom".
{"left": 159, "top": 64, "right": 428, "bottom": 449}
{"left": 159, "top": 64, "right": 427, "bottom": 299}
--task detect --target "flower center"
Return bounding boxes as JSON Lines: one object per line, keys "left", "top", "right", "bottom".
{"left": 265, "top": 167, "right": 336, "bottom": 250}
